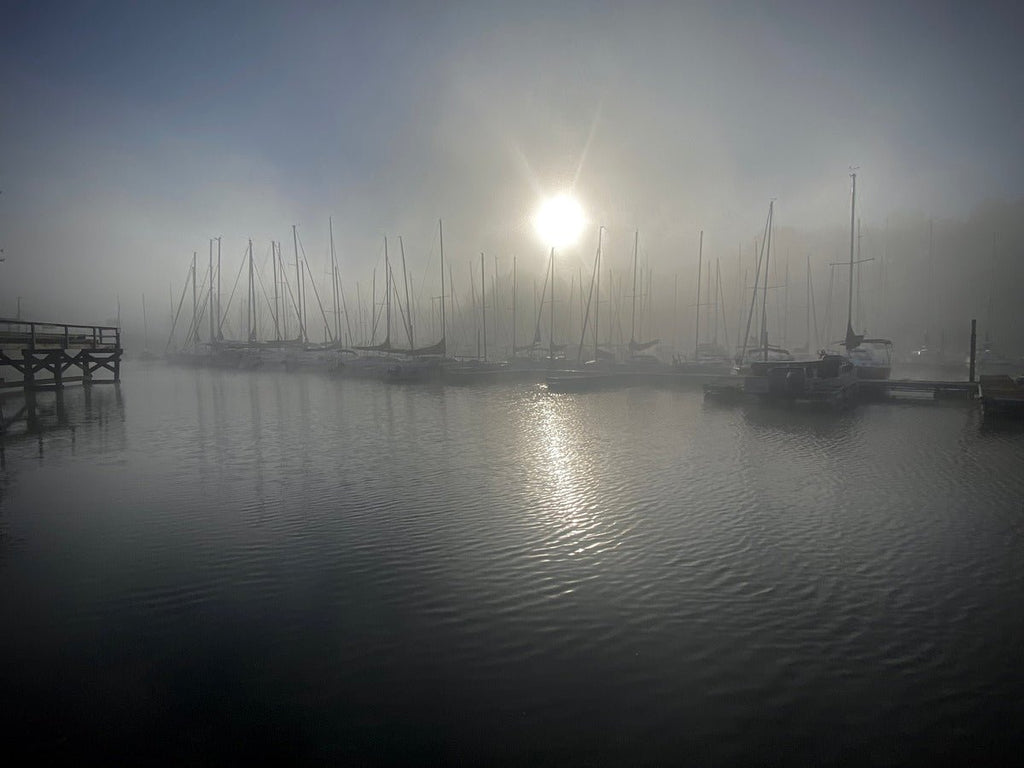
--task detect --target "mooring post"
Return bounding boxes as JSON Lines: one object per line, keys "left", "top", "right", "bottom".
{"left": 114, "top": 326, "right": 121, "bottom": 382}
{"left": 51, "top": 351, "right": 63, "bottom": 388}
{"left": 25, "top": 387, "right": 39, "bottom": 432}
{"left": 22, "top": 349, "right": 34, "bottom": 390}
{"left": 969, "top": 318, "right": 977, "bottom": 383}
{"left": 56, "top": 387, "right": 67, "bottom": 425}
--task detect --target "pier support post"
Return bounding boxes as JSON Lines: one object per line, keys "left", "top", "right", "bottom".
{"left": 969, "top": 318, "right": 977, "bottom": 383}
{"left": 21, "top": 350, "right": 34, "bottom": 390}
{"left": 24, "top": 387, "right": 39, "bottom": 432}
{"left": 51, "top": 352, "right": 63, "bottom": 388}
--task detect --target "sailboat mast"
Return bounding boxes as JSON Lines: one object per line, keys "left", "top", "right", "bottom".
{"left": 782, "top": 257, "right": 789, "bottom": 349}
{"left": 986, "top": 234, "right": 996, "bottom": 343}
{"left": 694, "top": 230, "right": 703, "bottom": 359}
{"left": 705, "top": 257, "right": 711, "bottom": 346}
{"left": 401, "top": 234, "right": 413, "bottom": 348}
{"left": 512, "top": 254, "right": 517, "bottom": 357}
{"left": 928, "top": 217, "right": 934, "bottom": 348}
{"left": 716, "top": 259, "right": 729, "bottom": 351}
{"left": 481, "top": 252, "right": 487, "bottom": 361}
{"left": 847, "top": 172, "right": 856, "bottom": 341}
{"left": 142, "top": 293, "right": 149, "bottom": 350}
{"left": 761, "top": 202, "right": 774, "bottom": 361}
{"left": 370, "top": 269, "right": 378, "bottom": 343}
{"left": 356, "top": 282, "right": 363, "bottom": 344}
{"left": 191, "top": 251, "right": 197, "bottom": 347}
{"left": 856, "top": 217, "right": 862, "bottom": 332}
{"left": 448, "top": 265, "right": 456, "bottom": 353}
{"left": 216, "top": 237, "right": 223, "bottom": 340}
{"left": 810, "top": 256, "right": 819, "bottom": 351}
{"left": 247, "top": 238, "right": 255, "bottom": 342}
{"left": 495, "top": 256, "right": 501, "bottom": 354}
{"left": 338, "top": 265, "right": 353, "bottom": 347}
{"left": 734, "top": 244, "right": 743, "bottom": 354}
{"left": 576, "top": 227, "right": 602, "bottom": 364}
{"left": 384, "top": 237, "right": 391, "bottom": 345}
{"left": 806, "top": 253, "right": 811, "bottom": 351}
{"left": 272, "top": 242, "right": 281, "bottom": 341}
{"left": 400, "top": 236, "right": 413, "bottom": 348}
{"left": 293, "top": 225, "right": 305, "bottom": 343}
{"left": 740, "top": 216, "right": 769, "bottom": 367}
{"left": 281, "top": 245, "right": 290, "bottom": 339}
{"left": 595, "top": 228, "right": 602, "bottom": 361}
{"left": 208, "top": 239, "right": 215, "bottom": 343}
{"left": 631, "top": 230, "right": 639, "bottom": 345}
{"left": 713, "top": 257, "right": 720, "bottom": 347}
{"left": 302, "top": 252, "right": 333, "bottom": 343}
{"left": 549, "top": 247, "right": 555, "bottom": 359}
{"left": 439, "top": 219, "right": 446, "bottom": 349}
{"left": 330, "top": 217, "right": 340, "bottom": 343}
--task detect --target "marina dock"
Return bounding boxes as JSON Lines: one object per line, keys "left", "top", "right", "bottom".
{"left": 856, "top": 378, "right": 978, "bottom": 399}
{"left": 703, "top": 374, "right": 982, "bottom": 406}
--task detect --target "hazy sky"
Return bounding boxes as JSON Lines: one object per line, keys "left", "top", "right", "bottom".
{"left": 2, "top": 0, "right": 1022, "bottom": 325}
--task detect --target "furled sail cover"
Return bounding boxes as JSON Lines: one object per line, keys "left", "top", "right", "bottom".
{"left": 628, "top": 338, "right": 660, "bottom": 352}
{"left": 353, "top": 337, "right": 393, "bottom": 352}
{"left": 407, "top": 338, "right": 446, "bottom": 357}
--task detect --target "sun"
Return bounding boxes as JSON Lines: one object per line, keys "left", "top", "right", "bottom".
{"left": 533, "top": 193, "right": 586, "bottom": 249}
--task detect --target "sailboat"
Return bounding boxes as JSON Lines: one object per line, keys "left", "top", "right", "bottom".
{"left": 840, "top": 175, "right": 894, "bottom": 380}
{"left": 965, "top": 241, "right": 1019, "bottom": 377}
{"left": 551, "top": 230, "right": 666, "bottom": 389}
{"left": 673, "top": 230, "right": 733, "bottom": 376}
{"left": 381, "top": 227, "right": 448, "bottom": 383}
{"left": 624, "top": 230, "right": 661, "bottom": 368}
{"left": 734, "top": 202, "right": 794, "bottom": 369}
{"left": 789, "top": 254, "right": 818, "bottom": 359}
{"left": 711, "top": 200, "right": 857, "bottom": 405}
{"left": 164, "top": 250, "right": 215, "bottom": 366}
{"left": 546, "top": 228, "right": 634, "bottom": 390}
{"left": 905, "top": 219, "right": 963, "bottom": 372}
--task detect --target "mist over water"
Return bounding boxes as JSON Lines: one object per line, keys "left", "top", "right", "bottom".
{"left": 3, "top": 2, "right": 1024, "bottom": 763}
{"left": 2, "top": 2, "right": 1023, "bottom": 362}
{"left": 2, "top": 366, "right": 1023, "bottom": 763}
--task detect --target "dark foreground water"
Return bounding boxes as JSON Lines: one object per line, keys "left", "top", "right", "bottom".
{"left": 2, "top": 364, "right": 1023, "bottom": 765}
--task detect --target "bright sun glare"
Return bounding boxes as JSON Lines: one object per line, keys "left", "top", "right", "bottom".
{"left": 533, "top": 193, "right": 586, "bottom": 249}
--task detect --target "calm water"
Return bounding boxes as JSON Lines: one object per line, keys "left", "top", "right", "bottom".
{"left": 2, "top": 364, "right": 1023, "bottom": 764}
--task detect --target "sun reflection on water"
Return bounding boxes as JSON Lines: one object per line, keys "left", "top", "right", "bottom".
{"left": 518, "top": 393, "right": 605, "bottom": 558}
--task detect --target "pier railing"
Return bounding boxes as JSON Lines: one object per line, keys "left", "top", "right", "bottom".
{"left": 0, "top": 319, "right": 120, "bottom": 351}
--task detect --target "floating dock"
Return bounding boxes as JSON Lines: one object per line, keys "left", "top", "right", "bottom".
{"left": 978, "top": 374, "right": 1024, "bottom": 417}
{"left": 703, "top": 376, "right": 980, "bottom": 405}
{"left": 856, "top": 378, "right": 977, "bottom": 400}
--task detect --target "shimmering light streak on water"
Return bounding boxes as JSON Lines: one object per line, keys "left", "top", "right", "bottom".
{"left": 1, "top": 365, "right": 1023, "bottom": 763}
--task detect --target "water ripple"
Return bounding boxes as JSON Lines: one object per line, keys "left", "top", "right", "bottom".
{"left": 1, "top": 368, "right": 1023, "bottom": 762}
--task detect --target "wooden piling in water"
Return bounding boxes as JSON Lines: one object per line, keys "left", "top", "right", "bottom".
{"left": 969, "top": 318, "right": 977, "bottom": 383}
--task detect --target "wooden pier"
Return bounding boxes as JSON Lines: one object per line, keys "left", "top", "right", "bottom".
{"left": 0, "top": 318, "right": 122, "bottom": 391}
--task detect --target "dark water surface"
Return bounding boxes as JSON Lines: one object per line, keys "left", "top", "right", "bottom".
{"left": 2, "top": 364, "right": 1023, "bottom": 764}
